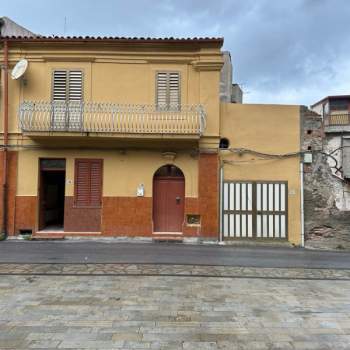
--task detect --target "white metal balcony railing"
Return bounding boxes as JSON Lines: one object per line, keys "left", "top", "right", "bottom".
{"left": 19, "top": 101, "right": 206, "bottom": 136}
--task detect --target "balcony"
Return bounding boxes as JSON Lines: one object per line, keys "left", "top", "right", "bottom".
{"left": 324, "top": 113, "right": 350, "bottom": 133}
{"left": 19, "top": 101, "right": 206, "bottom": 138}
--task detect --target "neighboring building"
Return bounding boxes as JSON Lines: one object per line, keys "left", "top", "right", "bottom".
{"left": 0, "top": 34, "right": 302, "bottom": 245}
{"left": 220, "top": 51, "right": 243, "bottom": 103}
{"left": 303, "top": 95, "right": 350, "bottom": 240}
{"left": 220, "top": 104, "right": 301, "bottom": 244}
{"left": 311, "top": 95, "right": 350, "bottom": 120}
{"left": 0, "top": 17, "right": 35, "bottom": 37}
{"left": 310, "top": 95, "right": 350, "bottom": 206}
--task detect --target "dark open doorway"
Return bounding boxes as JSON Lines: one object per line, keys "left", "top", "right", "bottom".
{"left": 39, "top": 159, "right": 66, "bottom": 231}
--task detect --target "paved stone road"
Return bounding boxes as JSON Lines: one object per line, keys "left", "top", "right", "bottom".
{"left": 1, "top": 263, "right": 350, "bottom": 280}
{"left": 1, "top": 265, "right": 350, "bottom": 349}
{"left": 2, "top": 241, "right": 350, "bottom": 269}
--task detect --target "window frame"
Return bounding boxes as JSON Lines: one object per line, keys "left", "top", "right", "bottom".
{"left": 155, "top": 70, "right": 181, "bottom": 110}
{"left": 74, "top": 158, "right": 103, "bottom": 209}
{"left": 51, "top": 68, "right": 84, "bottom": 102}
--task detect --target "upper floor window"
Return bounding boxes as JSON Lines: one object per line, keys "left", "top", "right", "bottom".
{"left": 156, "top": 72, "right": 180, "bottom": 110}
{"left": 53, "top": 70, "right": 83, "bottom": 102}
{"left": 330, "top": 99, "right": 349, "bottom": 112}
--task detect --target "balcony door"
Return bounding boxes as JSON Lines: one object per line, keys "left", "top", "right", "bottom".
{"left": 153, "top": 165, "right": 185, "bottom": 233}
{"left": 52, "top": 70, "right": 83, "bottom": 131}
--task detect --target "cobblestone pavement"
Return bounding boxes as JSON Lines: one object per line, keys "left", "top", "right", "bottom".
{"left": 1, "top": 265, "right": 350, "bottom": 349}
{"left": 0, "top": 263, "right": 350, "bottom": 280}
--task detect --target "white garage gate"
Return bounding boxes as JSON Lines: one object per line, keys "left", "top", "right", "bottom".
{"left": 222, "top": 181, "right": 288, "bottom": 239}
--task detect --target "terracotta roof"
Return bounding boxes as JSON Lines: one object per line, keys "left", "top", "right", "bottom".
{"left": 0, "top": 35, "right": 223, "bottom": 46}
{"left": 311, "top": 95, "right": 350, "bottom": 107}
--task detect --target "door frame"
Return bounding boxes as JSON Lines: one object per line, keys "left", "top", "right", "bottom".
{"left": 152, "top": 170, "right": 185, "bottom": 234}
{"left": 37, "top": 158, "right": 66, "bottom": 231}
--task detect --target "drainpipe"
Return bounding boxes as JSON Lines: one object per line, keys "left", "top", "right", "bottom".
{"left": 300, "top": 161, "right": 305, "bottom": 247}
{"left": 1, "top": 40, "right": 9, "bottom": 240}
{"left": 218, "top": 160, "right": 224, "bottom": 244}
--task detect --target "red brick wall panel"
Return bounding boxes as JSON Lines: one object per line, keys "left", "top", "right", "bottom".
{"left": 102, "top": 197, "right": 152, "bottom": 236}
{"left": 14, "top": 196, "right": 37, "bottom": 234}
{"left": 198, "top": 153, "right": 219, "bottom": 238}
{"left": 64, "top": 197, "right": 101, "bottom": 232}
{"left": 0, "top": 151, "right": 18, "bottom": 236}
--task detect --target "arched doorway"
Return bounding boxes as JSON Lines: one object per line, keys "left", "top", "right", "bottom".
{"left": 153, "top": 164, "right": 185, "bottom": 233}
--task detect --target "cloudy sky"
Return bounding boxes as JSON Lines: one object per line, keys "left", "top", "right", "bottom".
{"left": 1, "top": 0, "right": 349, "bottom": 105}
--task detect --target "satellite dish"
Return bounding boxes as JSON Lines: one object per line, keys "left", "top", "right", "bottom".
{"left": 11, "top": 59, "right": 28, "bottom": 80}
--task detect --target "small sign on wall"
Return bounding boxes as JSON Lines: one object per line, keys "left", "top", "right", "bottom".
{"left": 137, "top": 184, "right": 145, "bottom": 197}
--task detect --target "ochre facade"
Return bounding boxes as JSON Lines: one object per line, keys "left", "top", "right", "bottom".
{"left": 220, "top": 104, "right": 302, "bottom": 245}
{"left": 0, "top": 37, "right": 302, "bottom": 244}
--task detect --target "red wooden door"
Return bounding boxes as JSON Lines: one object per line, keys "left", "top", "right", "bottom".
{"left": 153, "top": 177, "right": 185, "bottom": 232}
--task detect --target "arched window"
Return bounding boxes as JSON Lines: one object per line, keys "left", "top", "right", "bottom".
{"left": 154, "top": 164, "right": 184, "bottom": 178}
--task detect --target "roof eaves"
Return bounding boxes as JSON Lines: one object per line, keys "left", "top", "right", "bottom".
{"left": 0, "top": 35, "right": 224, "bottom": 47}
{"left": 311, "top": 94, "right": 350, "bottom": 107}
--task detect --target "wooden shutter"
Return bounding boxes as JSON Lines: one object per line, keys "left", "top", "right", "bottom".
{"left": 68, "top": 70, "right": 83, "bottom": 101}
{"left": 156, "top": 72, "right": 168, "bottom": 108}
{"left": 168, "top": 72, "right": 180, "bottom": 108}
{"left": 156, "top": 72, "right": 180, "bottom": 109}
{"left": 90, "top": 161, "right": 103, "bottom": 206}
{"left": 75, "top": 159, "right": 102, "bottom": 207}
{"left": 53, "top": 70, "right": 83, "bottom": 102}
{"left": 53, "top": 70, "right": 68, "bottom": 101}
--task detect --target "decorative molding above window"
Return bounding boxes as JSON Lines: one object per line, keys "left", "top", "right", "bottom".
{"left": 192, "top": 60, "right": 224, "bottom": 71}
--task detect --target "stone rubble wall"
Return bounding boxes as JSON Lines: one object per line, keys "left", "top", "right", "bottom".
{"left": 301, "top": 107, "right": 350, "bottom": 248}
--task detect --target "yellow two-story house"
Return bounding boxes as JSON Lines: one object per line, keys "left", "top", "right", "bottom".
{"left": 0, "top": 35, "right": 303, "bottom": 245}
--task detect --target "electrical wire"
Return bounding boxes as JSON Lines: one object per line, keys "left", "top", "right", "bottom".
{"left": 0, "top": 143, "right": 344, "bottom": 174}
{"left": 222, "top": 147, "right": 343, "bottom": 173}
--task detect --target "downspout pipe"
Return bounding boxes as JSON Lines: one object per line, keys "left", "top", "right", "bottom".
{"left": 1, "top": 39, "right": 9, "bottom": 240}
{"left": 300, "top": 161, "right": 305, "bottom": 247}
{"left": 218, "top": 160, "right": 224, "bottom": 244}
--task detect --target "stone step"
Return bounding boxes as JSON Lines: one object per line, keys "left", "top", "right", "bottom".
{"left": 32, "top": 232, "right": 65, "bottom": 240}
{"left": 152, "top": 234, "right": 184, "bottom": 243}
